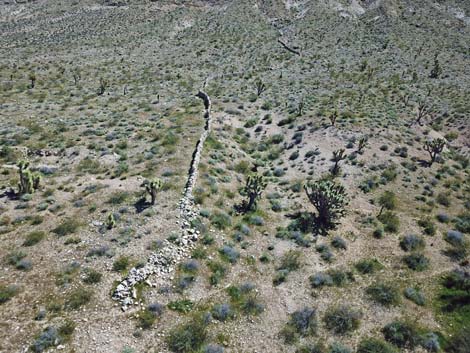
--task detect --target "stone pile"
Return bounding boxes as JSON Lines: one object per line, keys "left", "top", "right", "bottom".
{"left": 112, "top": 91, "right": 211, "bottom": 310}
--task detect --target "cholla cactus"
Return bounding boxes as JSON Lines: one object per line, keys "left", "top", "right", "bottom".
{"left": 243, "top": 174, "right": 267, "bottom": 212}
{"left": 423, "top": 138, "right": 445, "bottom": 165}
{"left": 143, "top": 178, "right": 163, "bottom": 205}
{"left": 304, "top": 179, "right": 348, "bottom": 230}
{"left": 331, "top": 149, "right": 347, "bottom": 176}
{"left": 328, "top": 110, "right": 338, "bottom": 127}
{"left": 17, "top": 160, "right": 41, "bottom": 195}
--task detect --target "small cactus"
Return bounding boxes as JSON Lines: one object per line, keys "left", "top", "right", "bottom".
{"left": 331, "top": 149, "right": 347, "bottom": 176}
{"left": 143, "top": 178, "right": 163, "bottom": 205}
{"left": 17, "top": 160, "right": 41, "bottom": 195}
{"left": 356, "top": 137, "right": 368, "bottom": 153}
{"left": 106, "top": 213, "right": 116, "bottom": 229}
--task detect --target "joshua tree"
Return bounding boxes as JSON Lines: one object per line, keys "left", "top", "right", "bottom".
{"left": 98, "top": 78, "right": 108, "bottom": 96}
{"left": 297, "top": 97, "right": 305, "bottom": 117}
{"left": 424, "top": 138, "right": 445, "bottom": 165}
{"left": 356, "top": 137, "right": 368, "bottom": 153}
{"left": 377, "top": 191, "right": 397, "bottom": 216}
{"left": 17, "top": 160, "right": 41, "bottom": 195}
{"left": 142, "top": 178, "right": 163, "bottom": 205}
{"left": 328, "top": 110, "right": 338, "bottom": 127}
{"left": 331, "top": 149, "right": 347, "bottom": 176}
{"left": 242, "top": 173, "right": 267, "bottom": 212}
{"left": 429, "top": 53, "right": 442, "bottom": 79}
{"left": 255, "top": 79, "right": 267, "bottom": 97}
{"left": 28, "top": 72, "right": 36, "bottom": 89}
{"left": 304, "top": 179, "right": 348, "bottom": 230}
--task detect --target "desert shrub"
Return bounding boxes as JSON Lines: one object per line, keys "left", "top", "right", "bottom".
{"left": 82, "top": 269, "right": 102, "bottom": 284}
{"left": 454, "top": 212, "right": 470, "bottom": 234}
{"left": 31, "top": 327, "right": 60, "bottom": 352}
{"left": 207, "top": 261, "right": 227, "bottom": 286}
{"left": 226, "top": 283, "right": 264, "bottom": 316}
{"left": 382, "top": 321, "right": 420, "bottom": 348}
{"left": 136, "top": 308, "right": 158, "bottom": 329}
{"left": 182, "top": 260, "right": 199, "bottom": 273}
{"left": 418, "top": 218, "right": 436, "bottom": 236}
{"left": 316, "top": 244, "right": 334, "bottom": 262}
{"left": 373, "top": 225, "right": 384, "bottom": 239}
{"left": 211, "top": 303, "right": 234, "bottom": 322}
{"left": 23, "top": 231, "right": 46, "bottom": 246}
{"left": 331, "top": 236, "right": 347, "bottom": 250}
{"left": 310, "top": 273, "right": 333, "bottom": 288}
{"left": 366, "top": 283, "right": 400, "bottom": 307}
{"left": 218, "top": 245, "right": 239, "bottom": 263}
{"left": 378, "top": 191, "right": 397, "bottom": 212}
{"left": 378, "top": 211, "right": 399, "bottom": 233}
{"left": 327, "top": 342, "right": 351, "bottom": 353}
{"left": 113, "top": 256, "right": 129, "bottom": 272}
{"left": 5, "top": 251, "right": 27, "bottom": 266}
{"left": 204, "top": 344, "right": 224, "bottom": 353}
{"left": 168, "top": 299, "right": 193, "bottom": 313}
{"left": 52, "top": 218, "right": 81, "bottom": 237}
{"left": 279, "top": 250, "right": 302, "bottom": 271}
{"left": 167, "top": 318, "right": 207, "bottom": 353}
{"left": 403, "top": 253, "right": 429, "bottom": 271}
{"left": 295, "top": 343, "right": 325, "bottom": 353}
{"left": 399, "top": 234, "right": 425, "bottom": 252}
{"left": 447, "top": 327, "right": 470, "bottom": 353}
{"left": 403, "top": 287, "right": 426, "bottom": 306}
{"left": 436, "top": 213, "right": 450, "bottom": 223}
{"left": 64, "top": 288, "right": 92, "bottom": 310}
{"left": 86, "top": 245, "right": 113, "bottom": 258}
{"left": 281, "top": 307, "right": 317, "bottom": 343}
{"left": 323, "top": 305, "right": 361, "bottom": 334}
{"left": 445, "top": 230, "right": 464, "bottom": 246}
{"left": 420, "top": 332, "right": 440, "bottom": 352}
{"left": 210, "top": 211, "right": 231, "bottom": 229}
{"left": 436, "top": 192, "right": 450, "bottom": 206}
{"left": 355, "top": 258, "right": 383, "bottom": 274}
{"left": 0, "top": 284, "right": 18, "bottom": 304}
{"left": 356, "top": 338, "right": 397, "bottom": 353}
{"left": 147, "top": 302, "right": 164, "bottom": 316}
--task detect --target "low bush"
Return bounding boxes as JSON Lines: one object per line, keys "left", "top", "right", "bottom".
{"left": 52, "top": 218, "right": 81, "bottom": 237}
{"left": 211, "top": 303, "right": 234, "bottom": 322}
{"left": 23, "top": 231, "right": 46, "bottom": 246}
{"left": 356, "top": 338, "right": 397, "bottom": 353}
{"left": 355, "top": 258, "right": 383, "bottom": 274}
{"left": 281, "top": 307, "right": 317, "bottom": 343}
{"left": 0, "top": 284, "right": 18, "bottom": 304}
{"left": 366, "top": 283, "right": 401, "bottom": 307}
{"left": 112, "top": 256, "right": 129, "bottom": 272}
{"left": 331, "top": 236, "right": 347, "bottom": 250}
{"left": 327, "top": 342, "right": 351, "bottom": 353}
{"left": 378, "top": 211, "right": 399, "bottom": 233}
{"left": 137, "top": 309, "right": 158, "bottom": 329}
{"left": 403, "top": 253, "right": 429, "bottom": 271}
{"left": 167, "top": 317, "right": 207, "bottom": 353}
{"left": 82, "top": 269, "right": 102, "bottom": 284}
{"left": 210, "top": 211, "right": 232, "bottom": 230}
{"left": 382, "top": 321, "right": 420, "bottom": 348}
{"left": 64, "top": 288, "right": 92, "bottom": 310}
{"left": 403, "top": 287, "right": 426, "bottom": 306}
{"left": 399, "top": 234, "right": 425, "bottom": 252}
{"left": 447, "top": 327, "right": 470, "bottom": 353}
{"left": 323, "top": 305, "right": 361, "bottom": 334}
{"left": 168, "top": 299, "right": 193, "bottom": 313}
{"left": 219, "top": 245, "right": 239, "bottom": 263}
{"left": 418, "top": 218, "right": 436, "bottom": 236}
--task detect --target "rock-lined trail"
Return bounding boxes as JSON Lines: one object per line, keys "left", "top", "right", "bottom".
{"left": 112, "top": 91, "right": 212, "bottom": 310}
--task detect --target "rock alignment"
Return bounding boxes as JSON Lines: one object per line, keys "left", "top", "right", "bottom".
{"left": 112, "top": 91, "right": 212, "bottom": 310}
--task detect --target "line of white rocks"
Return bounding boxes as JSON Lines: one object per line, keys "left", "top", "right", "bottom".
{"left": 112, "top": 91, "right": 212, "bottom": 311}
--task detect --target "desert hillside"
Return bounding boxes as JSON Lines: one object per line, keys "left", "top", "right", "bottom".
{"left": 0, "top": 1, "right": 469, "bottom": 353}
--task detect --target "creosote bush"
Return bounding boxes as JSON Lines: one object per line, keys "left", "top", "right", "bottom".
{"left": 167, "top": 317, "right": 207, "bottom": 353}
{"left": 366, "top": 283, "right": 401, "bottom": 307}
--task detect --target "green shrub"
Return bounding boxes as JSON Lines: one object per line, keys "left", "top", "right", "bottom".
{"left": 357, "top": 338, "right": 397, "bottom": 353}
{"left": 403, "top": 253, "right": 429, "bottom": 271}
{"left": 210, "top": 211, "right": 231, "bottom": 230}
{"left": 418, "top": 218, "right": 436, "bottom": 236}
{"left": 323, "top": 305, "right": 361, "bottom": 334}
{"left": 355, "top": 258, "right": 383, "bottom": 274}
{"left": 399, "top": 234, "right": 425, "bottom": 252}
{"left": 366, "top": 283, "right": 401, "bottom": 307}
{"left": 447, "top": 327, "right": 470, "bottom": 353}
{"left": 207, "top": 261, "right": 227, "bottom": 286}
{"left": 23, "top": 231, "right": 46, "bottom": 246}
{"left": 82, "top": 269, "right": 102, "bottom": 284}
{"left": 281, "top": 307, "right": 317, "bottom": 343}
{"left": 64, "top": 288, "right": 92, "bottom": 310}
{"left": 167, "top": 318, "right": 207, "bottom": 353}
{"left": 0, "top": 285, "right": 18, "bottom": 304}
{"left": 382, "top": 321, "right": 420, "bottom": 348}
{"left": 168, "top": 299, "right": 193, "bottom": 313}
{"left": 136, "top": 309, "right": 157, "bottom": 329}
{"left": 378, "top": 211, "right": 399, "bottom": 233}
{"left": 112, "top": 256, "right": 129, "bottom": 272}
{"left": 52, "top": 218, "right": 81, "bottom": 237}
{"left": 403, "top": 287, "right": 426, "bottom": 306}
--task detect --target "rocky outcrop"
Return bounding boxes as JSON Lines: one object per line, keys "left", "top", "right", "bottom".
{"left": 112, "top": 91, "right": 211, "bottom": 310}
